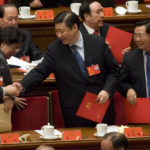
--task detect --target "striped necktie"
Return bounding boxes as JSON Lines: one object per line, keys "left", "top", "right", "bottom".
{"left": 71, "top": 45, "right": 86, "bottom": 75}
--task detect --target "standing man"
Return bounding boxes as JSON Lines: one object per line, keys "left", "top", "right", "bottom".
{"left": 20, "top": 11, "right": 119, "bottom": 127}
{"left": 101, "top": 132, "right": 129, "bottom": 150}
{"left": 79, "top": 0, "right": 130, "bottom": 55}
{"left": 0, "top": 4, "right": 43, "bottom": 62}
{"left": 119, "top": 20, "right": 150, "bottom": 106}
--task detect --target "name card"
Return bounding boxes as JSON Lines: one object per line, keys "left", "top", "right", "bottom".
{"left": 103, "top": 7, "right": 113, "bottom": 17}
{"left": 0, "top": 133, "right": 19, "bottom": 144}
{"left": 124, "top": 127, "right": 143, "bottom": 138}
{"left": 36, "top": 10, "right": 54, "bottom": 20}
{"left": 62, "top": 130, "right": 82, "bottom": 140}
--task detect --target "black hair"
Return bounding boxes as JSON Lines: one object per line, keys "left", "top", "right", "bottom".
{"left": 54, "top": 11, "right": 80, "bottom": 29}
{"left": 0, "top": 26, "right": 24, "bottom": 45}
{"left": 0, "top": 4, "right": 17, "bottom": 18}
{"left": 103, "top": 132, "right": 129, "bottom": 150}
{"left": 135, "top": 20, "right": 150, "bottom": 34}
{"left": 79, "top": 0, "right": 101, "bottom": 20}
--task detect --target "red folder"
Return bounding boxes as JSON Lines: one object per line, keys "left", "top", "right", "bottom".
{"left": 0, "top": 0, "right": 4, "bottom": 5}
{"left": 124, "top": 98, "right": 150, "bottom": 123}
{"left": 76, "top": 92, "right": 110, "bottom": 123}
{"left": 105, "top": 26, "right": 133, "bottom": 64}
{"left": 103, "top": 7, "right": 113, "bottom": 17}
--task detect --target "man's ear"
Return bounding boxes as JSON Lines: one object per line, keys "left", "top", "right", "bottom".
{"left": 84, "top": 13, "right": 90, "bottom": 21}
{"left": 72, "top": 23, "right": 78, "bottom": 32}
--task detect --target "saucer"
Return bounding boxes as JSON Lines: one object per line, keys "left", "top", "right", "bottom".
{"left": 94, "top": 133, "right": 104, "bottom": 138}
{"left": 127, "top": 9, "right": 142, "bottom": 14}
{"left": 19, "top": 15, "right": 36, "bottom": 19}
{"left": 40, "top": 135, "right": 60, "bottom": 140}
{"left": 115, "top": 6, "right": 127, "bottom": 15}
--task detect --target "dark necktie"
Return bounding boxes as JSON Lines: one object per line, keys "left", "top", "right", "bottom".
{"left": 146, "top": 52, "right": 150, "bottom": 97}
{"left": 71, "top": 45, "right": 86, "bottom": 75}
{"left": 93, "top": 30, "right": 99, "bottom": 36}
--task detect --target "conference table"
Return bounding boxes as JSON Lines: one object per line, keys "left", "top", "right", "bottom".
{"left": 18, "top": 4, "right": 150, "bottom": 52}
{"left": 1, "top": 125, "right": 150, "bottom": 150}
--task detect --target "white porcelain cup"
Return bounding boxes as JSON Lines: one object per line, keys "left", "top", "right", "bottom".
{"left": 41, "top": 123, "right": 54, "bottom": 138}
{"left": 19, "top": 6, "right": 30, "bottom": 17}
{"left": 70, "top": 3, "right": 81, "bottom": 15}
{"left": 96, "top": 123, "right": 108, "bottom": 136}
{"left": 126, "top": 1, "right": 138, "bottom": 12}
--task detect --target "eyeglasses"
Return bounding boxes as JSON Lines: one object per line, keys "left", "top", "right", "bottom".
{"left": 133, "top": 33, "right": 146, "bottom": 39}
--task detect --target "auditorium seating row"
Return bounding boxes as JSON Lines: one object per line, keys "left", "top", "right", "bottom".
{"left": 11, "top": 91, "right": 126, "bottom": 131}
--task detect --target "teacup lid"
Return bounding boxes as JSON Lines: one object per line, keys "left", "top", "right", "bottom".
{"left": 43, "top": 123, "right": 54, "bottom": 128}
{"left": 115, "top": 6, "right": 127, "bottom": 15}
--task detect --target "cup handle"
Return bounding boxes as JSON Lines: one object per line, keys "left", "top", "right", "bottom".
{"left": 19, "top": 8, "right": 21, "bottom": 15}
{"left": 126, "top": 2, "right": 129, "bottom": 8}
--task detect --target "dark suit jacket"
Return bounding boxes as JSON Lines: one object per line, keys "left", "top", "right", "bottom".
{"left": 0, "top": 50, "right": 13, "bottom": 103}
{"left": 0, "top": 87, "right": 3, "bottom": 103}
{"left": 14, "top": 29, "right": 43, "bottom": 61}
{"left": 14, "top": 0, "right": 82, "bottom": 8}
{"left": 119, "top": 49, "right": 147, "bottom": 97}
{"left": 21, "top": 33, "right": 119, "bottom": 127}
{"left": 80, "top": 23, "right": 111, "bottom": 39}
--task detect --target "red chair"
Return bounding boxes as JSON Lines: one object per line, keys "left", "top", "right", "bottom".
{"left": 113, "top": 92, "right": 127, "bottom": 125}
{"left": 49, "top": 91, "right": 65, "bottom": 128}
{"left": 12, "top": 96, "right": 49, "bottom": 130}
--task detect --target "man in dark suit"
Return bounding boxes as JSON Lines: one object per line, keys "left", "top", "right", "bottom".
{"left": 14, "top": 0, "right": 83, "bottom": 8}
{"left": 79, "top": 0, "right": 130, "bottom": 55}
{"left": 0, "top": 4, "right": 43, "bottom": 62}
{"left": 20, "top": 11, "right": 119, "bottom": 127}
{"left": 119, "top": 20, "right": 150, "bottom": 106}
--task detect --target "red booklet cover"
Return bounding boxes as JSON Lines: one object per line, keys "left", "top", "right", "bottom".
{"left": 76, "top": 92, "right": 110, "bottom": 123}
{"left": 124, "top": 98, "right": 150, "bottom": 123}
{"left": 105, "top": 26, "right": 133, "bottom": 64}
{"left": 0, "top": 0, "right": 4, "bottom": 5}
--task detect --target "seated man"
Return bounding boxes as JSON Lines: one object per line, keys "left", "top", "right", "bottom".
{"left": 79, "top": 0, "right": 130, "bottom": 55}
{"left": 119, "top": 20, "right": 150, "bottom": 106}
{"left": 0, "top": 26, "right": 24, "bottom": 112}
{"left": 101, "top": 132, "right": 129, "bottom": 150}
{"left": 14, "top": 0, "right": 115, "bottom": 8}
{"left": 20, "top": 11, "right": 120, "bottom": 127}
{"left": 0, "top": 4, "right": 43, "bottom": 62}
{"left": 35, "top": 145, "right": 55, "bottom": 150}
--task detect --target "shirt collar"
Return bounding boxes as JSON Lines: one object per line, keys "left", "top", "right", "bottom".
{"left": 83, "top": 22, "right": 95, "bottom": 34}
{"left": 70, "top": 31, "right": 83, "bottom": 49}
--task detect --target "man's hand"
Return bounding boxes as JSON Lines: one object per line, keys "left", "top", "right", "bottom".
{"left": 96, "top": 90, "right": 110, "bottom": 104}
{"left": 15, "top": 97, "right": 27, "bottom": 111}
{"left": 127, "top": 88, "right": 137, "bottom": 106}
{"left": 3, "top": 83, "right": 22, "bottom": 96}
{"left": 122, "top": 47, "right": 131, "bottom": 55}
{"left": 3, "top": 96, "right": 14, "bottom": 113}
{"left": 105, "top": 41, "right": 112, "bottom": 49}
{"left": 30, "top": 0, "right": 43, "bottom": 8}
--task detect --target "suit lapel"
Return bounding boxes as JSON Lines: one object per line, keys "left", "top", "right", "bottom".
{"left": 137, "top": 50, "right": 146, "bottom": 93}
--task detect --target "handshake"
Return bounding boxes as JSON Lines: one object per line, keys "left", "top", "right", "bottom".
{"left": 3, "top": 83, "right": 23, "bottom": 97}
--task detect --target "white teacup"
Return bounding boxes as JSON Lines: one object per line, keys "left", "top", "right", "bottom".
{"left": 70, "top": 3, "right": 81, "bottom": 16}
{"left": 41, "top": 123, "right": 54, "bottom": 138}
{"left": 19, "top": 6, "right": 30, "bottom": 17}
{"left": 126, "top": 1, "right": 138, "bottom": 12}
{"left": 96, "top": 123, "right": 108, "bottom": 136}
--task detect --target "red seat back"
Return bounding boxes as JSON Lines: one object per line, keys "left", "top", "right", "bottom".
{"left": 49, "top": 91, "right": 65, "bottom": 128}
{"left": 12, "top": 96, "right": 48, "bottom": 130}
{"left": 113, "top": 92, "right": 127, "bottom": 125}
